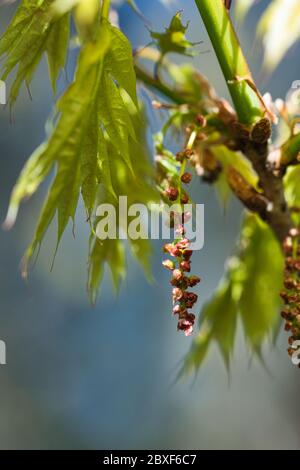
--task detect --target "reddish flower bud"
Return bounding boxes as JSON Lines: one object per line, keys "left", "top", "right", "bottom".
{"left": 184, "top": 149, "right": 194, "bottom": 159}
{"left": 163, "top": 244, "right": 181, "bottom": 257}
{"left": 173, "top": 269, "right": 183, "bottom": 281}
{"left": 284, "top": 278, "right": 297, "bottom": 289}
{"left": 196, "top": 114, "right": 207, "bottom": 127}
{"left": 176, "top": 151, "right": 185, "bottom": 162}
{"left": 183, "top": 250, "right": 193, "bottom": 260}
{"left": 176, "top": 238, "right": 190, "bottom": 250}
{"left": 181, "top": 172, "right": 193, "bottom": 184}
{"left": 188, "top": 275, "right": 201, "bottom": 287}
{"left": 185, "top": 313, "right": 196, "bottom": 323}
{"left": 173, "top": 305, "right": 185, "bottom": 315}
{"left": 180, "top": 193, "right": 189, "bottom": 204}
{"left": 177, "top": 319, "right": 193, "bottom": 336}
{"left": 180, "top": 260, "right": 191, "bottom": 272}
{"left": 165, "top": 187, "right": 179, "bottom": 201}
{"left": 162, "top": 259, "right": 175, "bottom": 271}
{"left": 172, "top": 288, "right": 183, "bottom": 302}
{"left": 163, "top": 243, "right": 173, "bottom": 254}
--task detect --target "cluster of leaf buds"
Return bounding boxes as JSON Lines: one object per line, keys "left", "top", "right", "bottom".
{"left": 162, "top": 147, "right": 201, "bottom": 336}
{"left": 280, "top": 228, "right": 300, "bottom": 367}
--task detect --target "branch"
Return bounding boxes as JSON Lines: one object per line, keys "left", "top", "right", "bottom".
{"left": 226, "top": 166, "right": 268, "bottom": 217}
{"left": 194, "top": 0, "right": 264, "bottom": 126}
{"left": 134, "top": 63, "right": 189, "bottom": 105}
{"left": 101, "top": 0, "right": 111, "bottom": 19}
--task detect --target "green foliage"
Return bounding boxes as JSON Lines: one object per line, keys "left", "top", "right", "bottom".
{"left": 46, "top": 14, "right": 70, "bottom": 93}
{"left": 284, "top": 166, "right": 300, "bottom": 207}
{"left": 3, "top": 1, "right": 157, "bottom": 297}
{"left": 87, "top": 98, "right": 158, "bottom": 302}
{"left": 0, "top": 0, "right": 70, "bottom": 105}
{"left": 181, "top": 214, "right": 284, "bottom": 375}
{"left": 150, "top": 11, "right": 197, "bottom": 58}
{"left": 1, "top": 0, "right": 299, "bottom": 372}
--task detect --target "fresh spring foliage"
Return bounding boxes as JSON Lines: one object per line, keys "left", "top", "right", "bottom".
{"left": 2, "top": 0, "right": 156, "bottom": 303}
{"left": 1, "top": 0, "right": 300, "bottom": 371}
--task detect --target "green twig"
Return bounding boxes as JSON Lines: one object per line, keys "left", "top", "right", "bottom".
{"left": 101, "top": 0, "right": 111, "bottom": 20}
{"left": 194, "top": 0, "right": 263, "bottom": 126}
{"left": 281, "top": 133, "right": 300, "bottom": 168}
{"left": 134, "top": 63, "right": 187, "bottom": 105}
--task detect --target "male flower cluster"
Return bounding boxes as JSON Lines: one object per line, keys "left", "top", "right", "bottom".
{"left": 280, "top": 228, "right": 300, "bottom": 367}
{"left": 162, "top": 147, "right": 201, "bottom": 336}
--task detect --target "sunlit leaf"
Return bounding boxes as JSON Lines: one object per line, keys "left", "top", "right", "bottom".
{"left": 239, "top": 215, "right": 284, "bottom": 350}
{"left": 284, "top": 166, "right": 300, "bottom": 206}
{"left": 46, "top": 13, "right": 70, "bottom": 93}
{"left": 4, "top": 13, "right": 153, "bottom": 291}
{"left": 212, "top": 146, "right": 259, "bottom": 190}
{"left": 150, "top": 11, "right": 197, "bottom": 58}
{"left": 0, "top": 0, "right": 69, "bottom": 105}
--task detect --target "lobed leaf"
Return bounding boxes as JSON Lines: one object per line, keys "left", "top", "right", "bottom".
{"left": 150, "top": 11, "right": 198, "bottom": 58}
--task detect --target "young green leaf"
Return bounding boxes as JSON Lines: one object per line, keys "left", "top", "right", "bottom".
{"left": 46, "top": 13, "right": 70, "bottom": 93}
{"left": 0, "top": 0, "right": 70, "bottom": 105}
{"left": 88, "top": 237, "right": 126, "bottom": 304}
{"left": 239, "top": 216, "right": 284, "bottom": 350}
{"left": 150, "top": 11, "right": 198, "bottom": 58}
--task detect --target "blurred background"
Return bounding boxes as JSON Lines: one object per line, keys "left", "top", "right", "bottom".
{"left": 0, "top": 0, "right": 299, "bottom": 450}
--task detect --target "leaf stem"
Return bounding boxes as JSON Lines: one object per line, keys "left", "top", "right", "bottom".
{"left": 101, "top": 0, "right": 111, "bottom": 20}
{"left": 194, "top": 0, "right": 263, "bottom": 126}
{"left": 280, "top": 133, "right": 300, "bottom": 168}
{"left": 134, "top": 63, "right": 186, "bottom": 105}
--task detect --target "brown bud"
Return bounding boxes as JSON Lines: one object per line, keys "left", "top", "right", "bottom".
{"left": 183, "top": 250, "right": 193, "bottom": 260}
{"left": 196, "top": 114, "right": 207, "bottom": 127}
{"left": 184, "top": 149, "right": 194, "bottom": 159}
{"left": 165, "top": 187, "right": 178, "bottom": 201}
{"left": 173, "top": 305, "right": 186, "bottom": 315}
{"left": 176, "top": 238, "right": 190, "bottom": 250}
{"left": 173, "top": 269, "right": 183, "bottom": 282}
{"left": 180, "top": 260, "right": 191, "bottom": 272}
{"left": 181, "top": 172, "right": 193, "bottom": 184}
{"left": 250, "top": 118, "right": 272, "bottom": 144}
{"left": 284, "top": 278, "right": 297, "bottom": 290}
{"left": 188, "top": 275, "right": 201, "bottom": 287}
{"left": 172, "top": 288, "right": 183, "bottom": 302}
{"left": 176, "top": 151, "right": 185, "bottom": 163}
{"left": 180, "top": 193, "right": 189, "bottom": 204}
{"left": 163, "top": 244, "right": 181, "bottom": 257}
